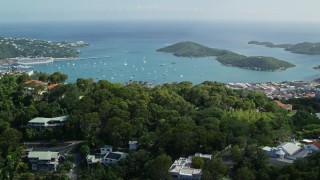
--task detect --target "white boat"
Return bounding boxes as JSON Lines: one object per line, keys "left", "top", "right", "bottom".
{"left": 143, "top": 56, "right": 147, "bottom": 64}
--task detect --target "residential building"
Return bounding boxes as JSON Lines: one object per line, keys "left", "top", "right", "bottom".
{"left": 262, "top": 141, "right": 316, "bottom": 164}
{"left": 86, "top": 145, "right": 127, "bottom": 166}
{"left": 27, "top": 116, "right": 68, "bottom": 130}
{"left": 169, "top": 153, "right": 212, "bottom": 180}
{"left": 100, "top": 145, "right": 113, "bottom": 155}
{"left": 86, "top": 154, "right": 100, "bottom": 166}
{"left": 28, "top": 151, "right": 60, "bottom": 171}
{"left": 102, "top": 151, "right": 128, "bottom": 165}
{"left": 129, "top": 141, "right": 138, "bottom": 150}
{"left": 263, "top": 142, "right": 301, "bottom": 159}
{"left": 305, "top": 141, "right": 320, "bottom": 151}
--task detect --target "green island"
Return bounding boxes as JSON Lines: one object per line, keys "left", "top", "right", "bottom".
{"left": 249, "top": 40, "right": 320, "bottom": 55}
{"left": 0, "top": 36, "right": 88, "bottom": 60}
{"left": 157, "top": 41, "right": 295, "bottom": 71}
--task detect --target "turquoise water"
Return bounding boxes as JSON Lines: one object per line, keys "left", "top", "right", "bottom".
{"left": 1, "top": 21, "right": 320, "bottom": 84}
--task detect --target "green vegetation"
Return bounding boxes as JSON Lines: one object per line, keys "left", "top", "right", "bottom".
{"left": 249, "top": 40, "right": 320, "bottom": 55}
{"left": 157, "top": 41, "right": 295, "bottom": 71}
{"left": 0, "top": 37, "right": 88, "bottom": 60}
{"left": 1, "top": 73, "right": 320, "bottom": 179}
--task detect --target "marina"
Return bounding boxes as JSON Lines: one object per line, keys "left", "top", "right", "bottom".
{"left": 1, "top": 21, "right": 320, "bottom": 84}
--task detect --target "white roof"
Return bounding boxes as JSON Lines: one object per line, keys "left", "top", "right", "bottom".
{"left": 129, "top": 141, "right": 137, "bottom": 144}
{"left": 28, "top": 151, "right": 59, "bottom": 160}
{"left": 277, "top": 142, "right": 301, "bottom": 156}
{"left": 302, "top": 139, "right": 313, "bottom": 143}
{"left": 262, "top": 146, "right": 272, "bottom": 151}
{"left": 87, "top": 155, "right": 95, "bottom": 160}
{"left": 29, "top": 116, "right": 68, "bottom": 124}
{"left": 180, "top": 168, "right": 194, "bottom": 175}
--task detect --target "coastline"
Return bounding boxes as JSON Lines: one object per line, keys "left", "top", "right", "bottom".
{"left": 1, "top": 57, "right": 80, "bottom": 65}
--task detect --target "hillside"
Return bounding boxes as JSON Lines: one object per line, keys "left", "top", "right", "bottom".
{"left": 0, "top": 37, "right": 88, "bottom": 60}
{"left": 249, "top": 40, "right": 320, "bottom": 55}
{"left": 157, "top": 41, "right": 295, "bottom": 71}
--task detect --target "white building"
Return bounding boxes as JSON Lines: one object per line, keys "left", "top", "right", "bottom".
{"left": 100, "top": 145, "right": 113, "bottom": 155}
{"left": 27, "top": 116, "right": 68, "bottom": 130}
{"left": 86, "top": 154, "right": 101, "bottom": 166}
{"left": 28, "top": 151, "right": 60, "bottom": 171}
{"left": 86, "top": 145, "right": 127, "bottom": 166}
{"left": 305, "top": 141, "right": 320, "bottom": 152}
{"left": 103, "top": 151, "right": 127, "bottom": 165}
{"left": 169, "top": 153, "right": 212, "bottom": 180}
{"left": 263, "top": 142, "right": 302, "bottom": 159}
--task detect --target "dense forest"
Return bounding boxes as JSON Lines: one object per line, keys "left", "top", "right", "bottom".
{"left": 1, "top": 72, "right": 320, "bottom": 179}
{"left": 157, "top": 41, "right": 295, "bottom": 71}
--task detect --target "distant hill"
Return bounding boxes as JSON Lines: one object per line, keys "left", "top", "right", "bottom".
{"left": 0, "top": 37, "right": 88, "bottom": 60}
{"left": 249, "top": 40, "right": 320, "bottom": 55}
{"left": 157, "top": 41, "right": 295, "bottom": 71}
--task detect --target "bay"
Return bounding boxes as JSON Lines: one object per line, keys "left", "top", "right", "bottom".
{"left": 1, "top": 20, "right": 320, "bottom": 84}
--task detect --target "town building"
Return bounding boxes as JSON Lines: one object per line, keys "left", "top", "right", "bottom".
{"left": 168, "top": 153, "right": 212, "bottom": 180}
{"left": 102, "top": 151, "right": 127, "bottom": 166}
{"left": 86, "top": 145, "right": 127, "bottom": 166}
{"left": 27, "top": 151, "right": 60, "bottom": 171}
{"left": 27, "top": 116, "right": 68, "bottom": 130}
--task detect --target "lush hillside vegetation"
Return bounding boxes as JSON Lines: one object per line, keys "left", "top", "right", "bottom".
{"left": 0, "top": 37, "right": 87, "bottom": 60}
{"left": 1, "top": 72, "right": 320, "bottom": 179}
{"left": 157, "top": 41, "right": 295, "bottom": 71}
{"left": 249, "top": 40, "right": 320, "bottom": 55}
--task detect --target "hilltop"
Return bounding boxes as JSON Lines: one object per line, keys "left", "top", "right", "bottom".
{"left": 249, "top": 40, "right": 320, "bottom": 55}
{"left": 157, "top": 41, "right": 295, "bottom": 71}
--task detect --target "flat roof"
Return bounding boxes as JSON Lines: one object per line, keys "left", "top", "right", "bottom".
{"left": 87, "top": 155, "right": 95, "bottom": 160}
{"left": 29, "top": 116, "right": 68, "bottom": 124}
{"left": 277, "top": 142, "right": 301, "bottom": 156}
{"left": 104, "top": 152, "right": 127, "bottom": 160}
{"left": 28, "top": 151, "right": 59, "bottom": 160}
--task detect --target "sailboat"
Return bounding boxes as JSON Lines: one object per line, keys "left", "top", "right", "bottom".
{"left": 143, "top": 56, "right": 147, "bottom": 64}
{"left": 124, "top": 59, "right": 127, "bottom": 66}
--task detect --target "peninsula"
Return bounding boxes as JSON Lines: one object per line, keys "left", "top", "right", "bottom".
{"left": 0, "top": 37, "right": 88, "bottom": 60}
{"left": 157, "top": 41, "right": 295, "bottom": 71}
{"left": 249, "top": 40, "right": 320, "bottom": 55}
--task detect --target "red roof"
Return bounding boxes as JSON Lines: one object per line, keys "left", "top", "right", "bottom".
{"left": 310, "top": 141, "right": 320, "bottom": 149}
{"left": 273, "top": 100, "right": 285, "bottom": 107}
{"left": 25, "top": 80, "right": 45, "bottom": 85}
{"left": 47, "top": 84, "right": 59, "bottom": 89}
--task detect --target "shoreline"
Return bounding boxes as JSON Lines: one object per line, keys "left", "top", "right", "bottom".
{"left": 0, "top": 57, "right": 80, "bottom": 65}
